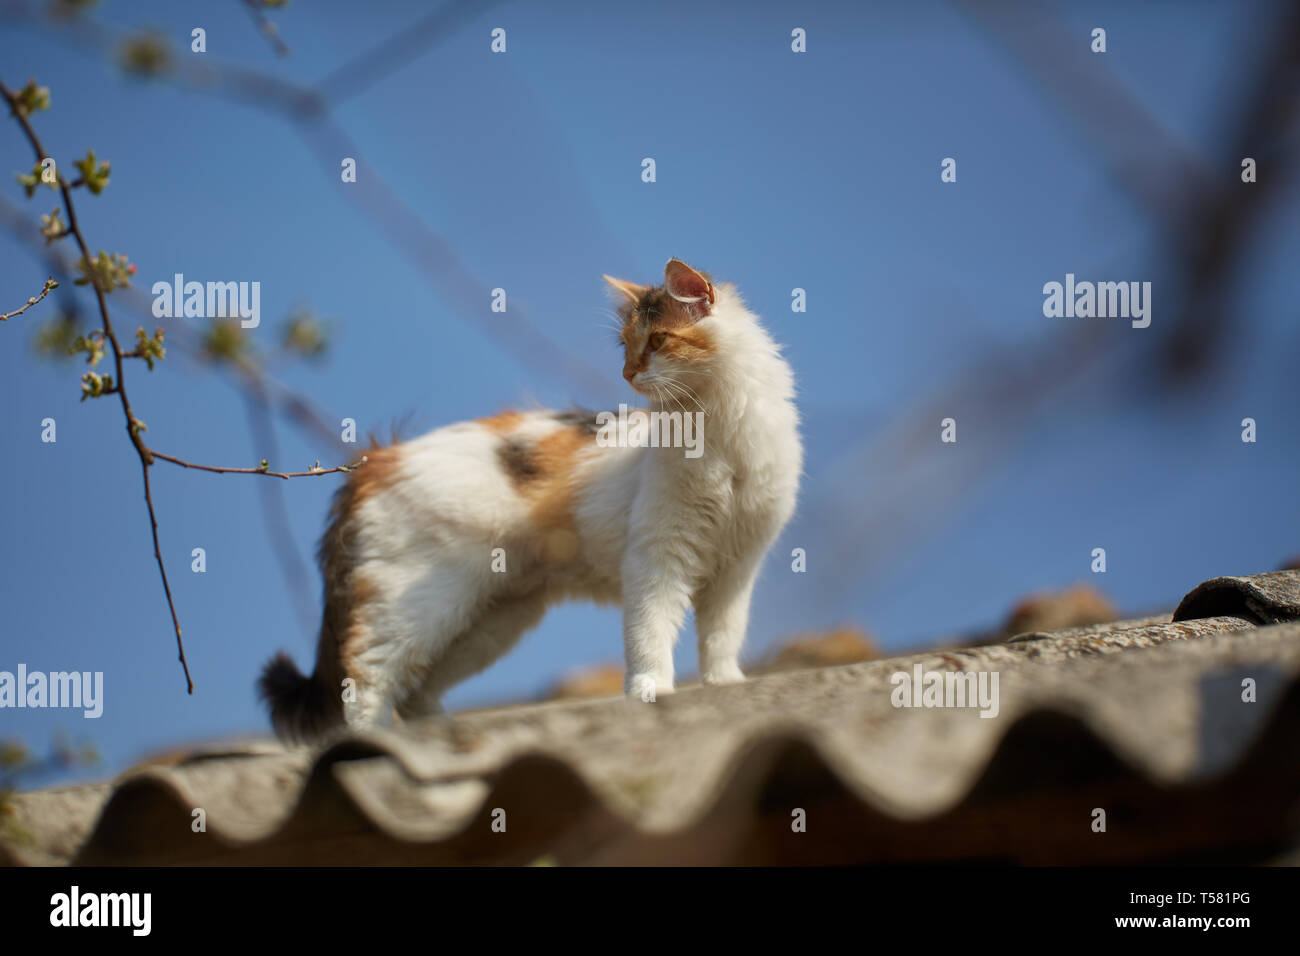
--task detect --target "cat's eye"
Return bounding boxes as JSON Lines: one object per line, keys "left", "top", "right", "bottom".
{"left": 648, "top": 331, "right": 667, "bottom": 351}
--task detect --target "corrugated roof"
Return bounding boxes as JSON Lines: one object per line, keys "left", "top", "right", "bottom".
{"left": 4, "top": 570, "right": 1300, "bottom": 866}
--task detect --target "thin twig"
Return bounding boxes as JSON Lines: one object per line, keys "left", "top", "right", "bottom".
{"left": 0, "top": 275, "right": 55, "bottom": 320}
{"left": 151, "top": 450, "right": 365, "bottom": 480}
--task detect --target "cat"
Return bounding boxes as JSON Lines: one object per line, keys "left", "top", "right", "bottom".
{"left": 258, "top": 258, "right": 802, "bottom": 740}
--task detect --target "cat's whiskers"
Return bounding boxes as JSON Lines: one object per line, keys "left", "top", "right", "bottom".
{"left": 646, "top": 381, "right": 676, "bottom": 412}
{"left": 658, "top": 381, "right": 694, "bottom": 414}
{"left": 659, "top": 384, "right": 687, "bottom": 414}
{"left": 657, "top": 376, "right": 705, "bottom": 413}
{"left": 670, "top": 378, "right": 707, "bottom": 412}
{"left": 649, "top": 377, "right": 705, "bottom": 416}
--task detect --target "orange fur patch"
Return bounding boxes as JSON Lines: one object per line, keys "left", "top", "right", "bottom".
{"left": 338, "top": 573, "right": 380, "bottom": 680}
{"left": 497, "top": 424, "right": 592, "bottom": 563}
{"left": 351, "top": 573, "right": 378, "bottom": 609}
{"left": 349, "top": 443, "right": 404, "bottom": 506}
{"left": 660, "top": 323, "right": 715, "bottom": 360}
{"left": 478, "top": 410, "right": 525, "bottom": 433}
{"left": 529, "top": 426, "right": 588, "bottom": 523}
{"left": 314, "top": 441, "right": 406, "bottom": 701}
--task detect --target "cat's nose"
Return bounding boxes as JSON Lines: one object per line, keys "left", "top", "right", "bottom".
{"left": 623, "top": 368, "right": 637, "bottom": 383}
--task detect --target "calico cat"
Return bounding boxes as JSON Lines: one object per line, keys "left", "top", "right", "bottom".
{"left": 259, "top": 258, "right": 802, "bottom": 740}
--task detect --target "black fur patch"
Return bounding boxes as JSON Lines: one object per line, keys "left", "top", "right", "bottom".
{"left": 551, "top": 408, "right": 602, "bottom": 435}
{"left": 497, "top": 437, "right": 540, "bottom": 485}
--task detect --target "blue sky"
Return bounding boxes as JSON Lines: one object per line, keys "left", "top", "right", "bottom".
{"left": 2, "top": 0, "right": 1297, "bottom": 787}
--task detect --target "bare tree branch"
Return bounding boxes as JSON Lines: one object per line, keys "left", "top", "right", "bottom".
{"left": 0, "top": 78, "right": 363, "bottom": 692}
{"left": 1, "top": 77, "right": 196, "bottom": 691}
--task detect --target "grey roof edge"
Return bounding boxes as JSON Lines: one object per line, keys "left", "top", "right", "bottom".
{"left": 1174, "top": 570, "right": 1300, "bottom": 625}
{"left": 6, "top": 570, "right": 1300, "bottom": 866}
{"left": 36, "top": 631, "right": 1300, "bottom": 866}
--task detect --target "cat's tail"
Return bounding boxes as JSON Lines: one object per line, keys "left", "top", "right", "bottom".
{"left": 258, "top": 652, "right": 339, "bottom": 742}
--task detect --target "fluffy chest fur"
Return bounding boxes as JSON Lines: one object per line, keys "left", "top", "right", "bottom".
{"left": 615, "top": 400, "right": 800, "bottom": 583}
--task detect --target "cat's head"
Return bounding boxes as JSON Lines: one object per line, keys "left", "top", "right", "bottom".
{"left": 604, "top": 258, "right": 722, "bottom": 403}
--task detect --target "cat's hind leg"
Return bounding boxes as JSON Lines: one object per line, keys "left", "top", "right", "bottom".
{"left": 395, "top": 589, "right": 549, "bottom": 719}
{"left": 339, "top": 642, "right": 399, "bottom": 728}
{"left": 341, "top": 560, "right": 485, "bottom": 728}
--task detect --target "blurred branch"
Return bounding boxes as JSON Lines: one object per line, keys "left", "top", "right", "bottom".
{"left": 1158, "top": 2, "right": 1300, "bottom": 378}
{"left": 1, "top": 0, "right": 617, "bottom": 399}
{"left": 316, "top": 0, "right": 503, "bottom": 106}
{"left": 951, "top": 0, "right": 1214, "bottom": 224}
{"left": 805, "top": 314, "right": 1113, "bottom": 611}
{"left": 241, "top": 0, "right": 290, "bottom": 58}
{"left": 953, "top": 0, "right": 1300, "bottom": 381}
{"left": 241, "top": 385, "right": 318, "bottom": 636}
{"left": 788, "top": 0, "right": 1300, "bottom": 621}
{"left": 0, "top": 193, "right": 346, "bottom": 450}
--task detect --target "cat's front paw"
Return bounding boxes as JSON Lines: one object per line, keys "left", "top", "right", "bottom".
{"left": 701, "top": 663, "right": 746, "bottom": 686}
{"left": 626, "top": 672, "right": 674, "bottom": 702}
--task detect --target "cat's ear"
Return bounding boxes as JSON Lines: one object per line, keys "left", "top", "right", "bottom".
{"left": 603, "top": 274, "right": 650, "bottom": 304}
{"left": 664, "top": 258, "right": 715, "bottom": 311}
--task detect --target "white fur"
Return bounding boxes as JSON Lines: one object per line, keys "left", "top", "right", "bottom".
{"left": 342, "top": 282, "right": 801, "bottom": 724}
